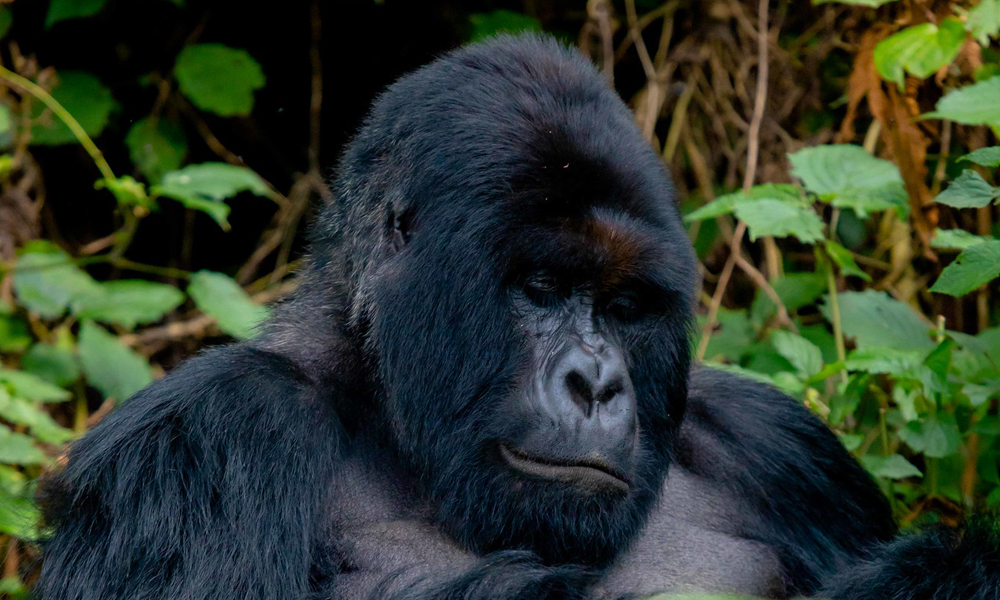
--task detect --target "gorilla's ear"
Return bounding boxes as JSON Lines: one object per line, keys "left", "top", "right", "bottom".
{"left": 386, "top": 203, "right": 413, "bottom": 254}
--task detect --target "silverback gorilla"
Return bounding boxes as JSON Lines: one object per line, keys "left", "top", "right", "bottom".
{"left": 36, "top": 36, "right": 999, "bottom": 600}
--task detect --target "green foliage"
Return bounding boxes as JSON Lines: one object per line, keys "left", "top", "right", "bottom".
{"left": 789, "top": 144, "right": 907, "bottom": 216}
{"left": 174, "top": 44, "right": 266, "bottom": 117}
{"left": 874, "top": 18, "right": 965, "bottom": 88}
{"left": 933, "top": 170, "right": 1000, "bottom": 208}
{"left": 824, "top": 290, "right": 933, "bottom": 351}
{"left": 963, "top": 146, "right": 1000, "bottom": 168}
{"left": 469, "top": 10, "right": 541, "bottom": 41}
{"left": 931, "top": 241, "right": 1000, "bottom": 296}
{"left": 12, "top": 241, "right": 101, "bottom": 318}
{"left": 966, "top": 0, "right": 1000, "bottom": 46}
{"left": 125, "top": 118, "right": 188, "bottom": 182}
{"left": 153, "top": 162, "right": 271, "bottom": 228}
{"left": 0, "top": 7, "right": 13, "bottom": 40}
{"left": 71, "top": 281, "right": 185, "bottom": 328}
{"left": 925, "top": 76, "right": 1000, "bottom": 128}
{"left": 78, "top": 321, "right": 152, "bottom": 402}
{"left": 45, "top": 0, "right": 106, "bottom": 29}
{"left": 812, "top": 0, "right": 898, "bottom": 6}
{"left": 30, "top": 71, "right": 117, "bottom": 146}
{"left": 187, "top": 271, "right": 270, "bottom": 339}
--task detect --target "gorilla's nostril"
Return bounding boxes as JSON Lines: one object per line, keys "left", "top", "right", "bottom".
{"left": 597, "top": 379, "right": 625, "bottom": 404}
{"left": 564, "top": 370, "right": 595, "bottom": 417}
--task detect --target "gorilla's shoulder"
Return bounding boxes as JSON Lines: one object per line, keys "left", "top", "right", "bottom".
{"left": 678, "top": 366, "right": 895, "bottom": 590}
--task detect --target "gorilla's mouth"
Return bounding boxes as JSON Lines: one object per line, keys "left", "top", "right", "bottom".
{"left": 499, "top": 444, "right": 631, "bottom": 494}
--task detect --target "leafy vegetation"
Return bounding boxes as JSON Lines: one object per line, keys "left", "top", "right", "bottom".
{"left": 0, "top": 0, "right": 996, "bottom": 594}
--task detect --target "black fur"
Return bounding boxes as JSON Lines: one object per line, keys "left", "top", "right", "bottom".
{"left": 34, "top": 35, "right": 995, "bottom": 600}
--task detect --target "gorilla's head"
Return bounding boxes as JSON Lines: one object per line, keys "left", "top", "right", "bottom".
{"left": 312, "top": 35, "right": 697, "bottom": 566}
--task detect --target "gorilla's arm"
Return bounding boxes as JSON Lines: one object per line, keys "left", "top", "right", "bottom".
{"left": 819, "top": 517, "right": 1000, "bottom": 600}
{"left": 35, "top": 345, "right": 341, "bottom": 600}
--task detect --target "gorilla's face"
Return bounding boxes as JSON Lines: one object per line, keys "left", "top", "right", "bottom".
{"left": 364, "top": 139, "right": 696, "bottom": 566}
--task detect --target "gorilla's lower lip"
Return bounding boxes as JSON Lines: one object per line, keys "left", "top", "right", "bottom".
{"left": 499, "top": 444, "right": 631, "bottom": 494}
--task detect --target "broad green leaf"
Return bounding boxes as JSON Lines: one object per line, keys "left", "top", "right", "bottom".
{"left": 0, "top": 390, "right": 73, "bottom": 445}
{"left": 71, "top": 280, "right": 185, "bottom": 329}
{"left": 125, "top": 118, "right": 188, "bottom": 182}
{"left": 770, "top": 331, "right": 824, "bottom": 379}
{"left": 0, "top": 369, "right": 71, "bottom": 402}
{"left": 0, "top": 486, "right": 40, "bottom": 540}
{"left": 789, "top": 144, "right": 907, "bottom": 216}
{"left": 22, "top": 343, "right": 80, "bottom": 388}
{"left": 825, "top": 241, "right": 871, "bottom": 281}
{"left": 930, "top": 240, "right": 1000, "bottom": 296}
{"left": 862, "top": 454, "right": 922, "bottom": 479}
{"left": 0, "top": 7, "right": 12, "bottom": 40}
{"left": 45, "top": 0, "right": 106, "bottom": 28}
{"left": 845, "top": 347, "right": 926, "bottom": 375}
{"left": 78, "top": 321, "right": 153, "bottom": 401}
{"left": 899, "top": 416, "right": 962, "bottom": 458}
{"left": 0, "top": 425, "right": 46, "bottom": 465}
{"left": 187, "top": 271, "right": 269, "bottom": 339}
{"left": 153, "top": 162, "right": 270, "bottom": 229}
{"left": 469, "top": 10, "right": 541, "bottom": 41}
{"left": 684, "top": 184, "right": 802, "bottom": 222}
{"left": 0, "top": 314, "right": 30, "bottom": 353}
{"left": 925, "top": 76, "right": 1000, "bottom": 128}
{"left": 931, "top": 228, "right": 991, "bottom": 251}
{"left": 30, "top": 71, "right": 117, "bottom": 146}
{"left": 750, "top": 272, "right": 827, "bottom": 325}
{"left": 963, "top": 146, "right": 1000, "bottom": 168}
{"left": 933, "top": 170, "right": 999, "bottom": 208}
{"left": 734, "top": 199, "right": 825, "bottom": 243}
{"left": 967, "top": 0, "right": 1000, "bottom": 45}
{"left": 698, "top": 309, "right": 755, "bottom": 363}
{"left": 12, "top": 241, "right": 101, "bottom": 318}
{"left": 174, "top": 44, "right": 265, "bottom": 117}
{"left": 823, "top": 290, "right": 934, "bottom": 351}
{"left": 98, "top": 175, "right": 151, "bottom": 208}
{"left": 0, "top": 105, "right": 13, "bottom": 149}
{"left": 874, "top": 18, "right": 965, "bottom": 88}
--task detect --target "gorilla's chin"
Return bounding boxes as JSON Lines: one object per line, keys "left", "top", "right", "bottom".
{"left": 499, "top": 443, "right": 631, "bottom": 495}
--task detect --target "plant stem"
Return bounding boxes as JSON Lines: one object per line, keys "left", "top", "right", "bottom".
{"left": 826, "top": 265, "right": 848, "bottom": 383}
{"left": 0, "top": 65, "right": 116, "bottom": 182}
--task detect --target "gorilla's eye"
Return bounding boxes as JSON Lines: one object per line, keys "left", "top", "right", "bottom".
{"left": 607, "top": 292, "right": 642, "bottom": 322}
{"left": 523, "top": 270, "right": 566, "bottom": 307}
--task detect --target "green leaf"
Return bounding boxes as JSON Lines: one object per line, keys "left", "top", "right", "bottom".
{"left": 770, "top": 331, "right": 824, "bottom": 379}
{"left": 12, "top": 240, "right": 101, "bottom": 318}
{"left": 45, "top": 0, "right": 106, "bottom": 28}
{"left": 930, "top": 240, "right": 1000, "bottom": 296}
{"left": 750, "top": 272, "right": 827, "bottom": 325}
{"left": 734, "top": 199, "right": 825, "bottom": 243}
{"left": 874, "top": 18, "right": 966, "bottom": 88}
{"left": 825, "top": 241, "right": 872, "bottom": 281}
{"left": 899, "top": 416, "right": 962, "bottom": 458}
{"left": 684, "top": 184, "right": 802, "bottom": 222}
{"left": 0, "top": 485, "right": 41, "bottom": 540}
{"left": 967, "top": 0, "right": 1000, "bottom": 45}
{"left": 0, "top": 369, "right": 71, "bottom": 402}
{"left": 963, "top": 146, "right": 1000, "bottom": 168}
{"left": 0, "top": 389, "right": 74, "bottom": 445}
{"left": 0, "top": 575, "right": 27, "bottom": 599}
{"left": 845, "top": 346, "right": 926, "bottom": 375}
{"left": 30, "top": 71, "right": 117, "bottom": 146}
{"left": 174, "top": 44, "right": 265, "bottom": 117}
{"left": 78, "top": 321, "right": 152, "bottom": 402}
{"left": 125, "top": 118, "right": 188, "bottom": 183}
{"left": 469, "top": 10, "right": 541, "bottom": 41}
{"left": 789, "top": 144, "right": 907, "bottom": 216}
{"left": 153, "top": 162, "right": 270, "bottom": 229}
{"left": 931, "top": 228, "right": 992, "bottom": 251}
{"left": 0, "top": 7, "right": 12, "bottom": 40}
{"left": 823, "top": 290, "right": 934, "bottom": 351}
{"left": 71, "top": 280, "right": 185, "bottom": 329}
{"left": 862, "top": 454, "right": 922, "bottom": 480}
{"left": 187, "top": 271, "right": 269, "bottom": 339}
{"left": 22, "top": 343, "right": 80, "bottom": 388}
{"left": 933, "top": 170, "right": 1000, "bottom": 208}
{"left": 0, "top": 314, "right": 30, "bottom": 353}
{"left": 925, "top": 76, "right": 1000, "bottom": 128}
{"left": 0, "top": 425, "right": 47, "bottom": 465}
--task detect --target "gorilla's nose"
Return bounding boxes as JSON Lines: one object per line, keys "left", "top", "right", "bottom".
{"left": 553, "top": 344, "right": 636, "bottom": 437}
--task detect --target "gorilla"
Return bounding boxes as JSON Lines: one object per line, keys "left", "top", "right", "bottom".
{"left": 36, "top": 35, "right": 998, "bottom": 600}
